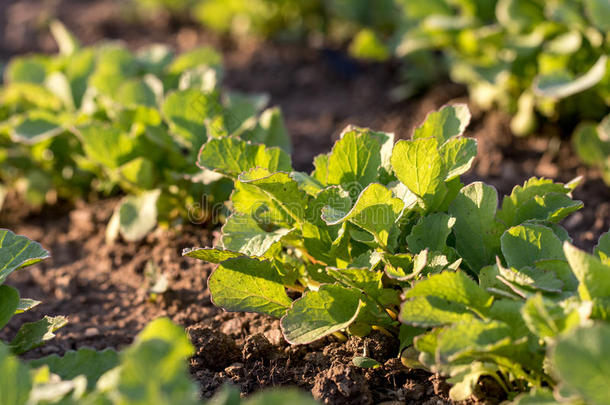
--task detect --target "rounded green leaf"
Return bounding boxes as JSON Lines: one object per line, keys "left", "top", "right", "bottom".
{"left": 0, "top": 344, "right": 32, "bottom": 405}
{"left": 0, "top": 229, "right": 49, "bottom": 285}
{"left": 550, "top": 324, "right": 610, "bottom": 405}
{"left": 0, "top": 285, "right": 20, "bottom": 330}
{"left": 501, "top": 224, "right": 565, "bottom": 269}
{"left": 209, "top": 257, "right": 292, "bottom": 318}
{"left": 281, "top": 284, "right": 362, "bottom": 344}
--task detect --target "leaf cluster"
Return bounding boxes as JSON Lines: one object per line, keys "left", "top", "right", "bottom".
{"left": 0, "top": 229, "right": 67, "bottom": 355}
{"left": 0, "top": 22, "right": 291, "bottom": 241}
{"left": 0, "top": 317, "right": 317, "bottom": 405}
{"left": 136, "top": 0, "right": 610, "bottom": 183}
{"left": 394, "top": 0, "right": 609, "bottom": 134}
{"left": 187, "top": 103, "right": 610, "bottom": 401}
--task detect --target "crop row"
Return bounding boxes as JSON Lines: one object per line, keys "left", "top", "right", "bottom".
{"left": 2, "top": 103, "right": 608, "bottom": 403}
{"left": 0, "top": 22, "right": 291, "bottom": 241}
{"left": 0, "top": 21, "right": 609, "bottom": 404}
{"left": 186, "top": 103, "right": 610, "bottom": 403}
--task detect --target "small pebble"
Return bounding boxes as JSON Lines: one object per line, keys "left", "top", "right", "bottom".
{"left": 84, "top": 327, "right": 100, "bottom": 337}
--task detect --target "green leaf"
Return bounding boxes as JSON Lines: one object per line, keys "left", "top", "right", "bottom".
{"left": 198, "top": 137, "right": 292, "bottom": 179}
{"left": 221, "top": 213, "right": 292, "bottom": 257}
{"left": 119, "top": 157, "right": 156, "bottom": 189}
{"left": 291, "top": 172, "right": 324, "bottom": 196}
{"left": 252, "top": 107, "right": 292, "bottom": 153}
{"left": 325, "top": 267, "right": 384, "bottom": 300}
{"left": 162, "top": 89, "right": 209, "bottom": 150}
{"left": 5, "top": 56, "right": 47, "bottom": 84}
{"left": 510, "top": 389, "right": 559, "bottom": 405}
{"left": 584, "top": 0, "right": 610, "bottom": 31}
{"left": 116, "top": 190, "right": 160, "bottom": 242}
{"left": 594, "top": 232, "right": 610, "bottom": 264}
{"left": 222, "top": 91, "right": 268, "bottom": 134}
{"left": 391, "top": 138, "right": 445, "bottom": 207}
{"left": 489, "top": 298, "right": 529, "bottom": 336}
{"left": 521, "top": 294, "right": 582, "bottom": 340}
{"left": 413, "top": 104, "right": 471, "bottom": 144}
{"left": 534, "top": 55, "right": 608, "bottom": 99}
{"left": 449, "top": 182, "right": 503, "bottom": 272}
{"left": 550, "top": 323, "right": 610, "bottom": 405}
{"left": 15, "top": 298, "right": 40, "bottom": 314}
{"left": 0, "top": 344, "right": 31, "bottom": 405}
{"left": 405, "top": 271, "right": 492, "bottom": 313}
{"left": 497, "top": 177, "right": 572, "bottom": 227}
{"left": 182, "top": 247, "right": 244, "bottom": 263}
{"left": 78, "top": 123, "right": 135, "bottom": 169}
{"left": 497, "top": 264, "right": 564, "bottom": 294}
{"left": 311, "top": 153, "right": 330, "bottom": 185}
{"left": 117, "top": 317, "right": 199, "bottom": 405}
{"left": 0, "top": 285, "right": 19, "bottom": 330}
{"left": 495, "top": 0, "right": 544, "bottom": 31}
{"left": 281, "top": 284, "right": 362, "bottom": 344}
{"left": 45, "top": 71, "right": 74, "bottom": 110}
{"left": 406, "top": 213, "right": 456, "bottom": 253}
{"left": 65, "top": 49, "right": 95, "bottom": 107}
{"left": 0, "top": 229, "right": 49, "bottom": 285}
{"left": 400, "top": 295, "right": 477, "bottom": 327}
{"left": 29, "top": 348, "right": 119, "bottom": 390}
{"left": 11, "top": 111, "right": 64, "bottom": 144}
{"left": 49, "top": 20, "right": 80, "bottom": 55}
{"left": 9, "top": 316, "right": 67, "bottom": 355}
{"left": 117, "top": 79, "right": 157, "bottom": 108}
{"left": 322, "top": 183, "right": 403, "bottom": 247}
{"left": 435, "top": 320, "right": 513, "bottom": 364}
{"left": 209, "top": 257, "right": 292, "bottom": 318}
{"left": 352, "top": 356, "right": 382, "bottom": 368}
{"left": 89, "top": 45, "right": 137, "bottom": 97}
{"left": 501, "top": 224, "right": 565, "bottom": 269}
{"left": 573, "top": 123, "right": 610, "bottom": 166}
{"left": 167, "top": 47, "right": 222, "bottom": 74}
{"left": 440, "top": 137, "right": 477, "bottom": 180}
{"left": 512, "top": 193, "right": 583, "bottom": 224}
{"left": 325, "top": 127, "right": 382, "bottom": 190}
{"left": 349, "top": 29, "right": 390, "bottom": 61}
{"left": 564, "top": 242, "right": 610, "bottom": 301}
{"left": 237, "top": 168, "right": 307, "bottom": 224}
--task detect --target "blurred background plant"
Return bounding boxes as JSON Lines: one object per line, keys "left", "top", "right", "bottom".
{"left": 133, "top": 0, "right": 610, "bottom": 182}
{"left": 0, "top": 22, "right": 291, "bottom": 241}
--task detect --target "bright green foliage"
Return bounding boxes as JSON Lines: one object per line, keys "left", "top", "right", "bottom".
{"left": 399, "top": 214, "right": 610, "bottom": 401}
{"left": 184, "top": 103, "right": 610, "bottom": 402}
{"left": 0, "top": 229, "right": 66, "bottom": 354}
{"left": 9, "top": 316, "right": 68, "bottom": 355}
{"left": 137, "top": 0, "right": 610, "bottom": 182}
{"left": 573, "top": 114, "right": 610, "bottom": 185}
{"left": 0, "top": 22, "right": 291, "bottom": 241}
{"left": 550, "top": 323, "right": 610, "bottom": 405}
{"left": 0, "top": 317, "right": 317, "bottom": 404}
{"left": 187, "top": 103, "right": 584, "bottom": 367}
{"left": 208, "top": 257, "right": 292, "bottom": 317}
{"left": 281, "top": 284, "right": 362, "bottom": 344}
{"left": 0, "top": 345, "right": 31, "bottom": 405}
{"left": 449, "top": 182, "right": 503, "bottom": 272}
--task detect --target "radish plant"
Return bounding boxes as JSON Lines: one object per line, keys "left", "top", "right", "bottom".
{"left": 0, "top": 229, "right": 66, "bottom": 354}
{"left": 186, "top": 103, "right": 610, "bottom": 400}
{"left": 0, "top": 22, "right": 291, "bottom": 241}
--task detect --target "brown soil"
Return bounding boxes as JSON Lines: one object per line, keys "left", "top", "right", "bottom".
{"left": 1, "top": 1, "right": 609, "bottom": 404}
